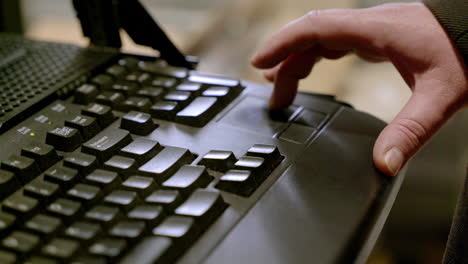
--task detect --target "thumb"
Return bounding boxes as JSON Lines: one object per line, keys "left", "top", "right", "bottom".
{"left": 373, "top": 81, "right": 460, "bottom": 176}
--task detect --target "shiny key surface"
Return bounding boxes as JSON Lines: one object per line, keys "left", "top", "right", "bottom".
{"left": 65, "top": 115, "right": 101, "bottom": 142}
{"left": 21, "top": 142, "right": 60, "bottom": 171}
{"left": 89, "top": 238, "right": 127, "bottom": 260}
{"left": 120, "top": 236, "right": 173, "bottom": 264}
{"left": 24, "top": 178, "right": 60, "bottom": 203}
{"left": 120, "top": 111, "right": 156, "bottom": 135}
{"left": 162, "top": 165, "right": 212, "bottom": 195}
{"left": 65, "top": 221, "right": 102, "bottom": 243}
{"left": 119, "top": 138, "right": 162, "bottom": 165}
{"left": 128, "top": 204, "right": 165, "bottom": 227}
{"left": 24, "top": 214, "right": 62, "bottom": 239}
{"left": 82, "top": 128, "right": 132, "bottom": 162}
{"left": 42, "top": 238, "right": 80, "bottom": 260}
{"left": 145, "top": 190, "right": 183, "bottom": 212}
{"left": 175, "top": 97, "right": 218, "bottom": 127}
{"left": 215, "top": 170, "right": 256, "bottom": 197}
{"left": 45, "top": 126, "right": 82, "bottom": 152}
{"left": 63, "top": 152, "right": 98, "bottom": 176}
{"left": 81, "top": 103, "right": 116, "bottom": 128}
{"left": 109, "top": 220, "right": 146, "bottom": 241}
{"left": 198, "top": 150, "right": 236, "bottom": 172}
{"left": 3, "top": 194, "right": 39, "bottom": 220}
{"left": 175, "top": 189, "right": 226, "bottom": 225}
{"left": 122, "top": 176, "right": 158, "bottom": 197}
{"left": 1, "top": 155, "right": 40, "bottom": 184}
{"left": 103, "top": 155, "right": 138, "bottom": 177}
{"left": 2, "top": 231, "right": 39, "bottom": 257}
{"left": 150, "top": 101, "right": 179, "bottom": 121}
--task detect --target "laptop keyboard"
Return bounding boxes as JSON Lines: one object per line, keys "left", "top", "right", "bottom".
{"left": 0, "top": 46, "right": 284, "bottom": 263}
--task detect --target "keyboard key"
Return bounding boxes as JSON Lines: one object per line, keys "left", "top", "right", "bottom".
{"left": 24, "top": 214, "right": 62, "bottom": 239}
{"left": 145, "top": 190, "right": 183, "bottom": 212}
{"left": 67, "top": 183, "right": 102, "bottom": 207}
{"left": 175, "top": 82, "right": 203, "bottom": 95}
{"left": 124, "top": 71, "right": 151, "bottom": 84}
{"left": 175, "top": 189, "right": 227, "bottom": 226}
{"left": 120, "top": 111, "right": 156, "bottom": 135}
{"left": 120, "top": 138, "right": 162, "bottom": 165}
{"left": 0, "top": 249, "right": 16, "bottom": 264}
{"left": 106, "top": 65, "right": 127, "bottom": 78}
{"left": 198, "top": 150, "right": 236, "bottom": 172}
{"left": 82, "top": 128, "right": 132, "bottom": 162}
{"left": 152, "top": 216, "right": 197, "bottom": 243}
{"left": 24, "top": 178, "right": 60, "bottom": 203}
{"left": 103, "top": 190, "right": 139, "bottom": 212}
{"left": 175, "top": 97, "right": 218, "bottom": 127}
{"left": 44, "top": 165, "right": 79, "bottom": 190}
{"left": 91, "top": 74, "right": 114, "bottom": 89}
{"left": 21, "top": 142, "right": 60, "bottom": 171}
{"left": 65, "top": 115, "right": 101, "bottom": 142}
{"left": 150, "top": 101, "right": 179, "bottom": 120}
{"left": 215, "top": 170, "right": 256, "bottom": 197}
{"left": 81, "top": 103, "right": 116, "bottom": 128}
{"left": 46, "top": 126, "right": 82, "bottom": 152}
{"left": 47, "top": 198, "right": 82, "bottom": 224}
{"left": 139, "top": 62, "right": 188, "bottom": 79}
{"left": 0, "top": 170, "right": 19, "bottom": 199}
{"left": 118, "top": 96, "right": 152, "bottom": 112}
{"left": 84, "top": 205, "right": 122, "bottom": 228}
{"left": 63, "top": 152, "right": 98, "bottom": 176}
{"left": 128, "top": 205, "right": 164, "bottom": 227}
{"left": 109, "top": 82, "right": 139, "bottom": 96}
{"left": 137, "top": 87, "right": 165, "bottom": 102}
{"left": 74, "top": 84, "right": 100, "bottom": 105}
{"left": 202, "top": 86, "right": 239, "bottom": 103}
{"left": 234, "top": 156, "right": 268, "bottom": 180}
{"left": 120, "top": 236, "right": 173, "bottom": 264}
{"left": 65, "top": 221, "right": 102, "bottom": 244}
{"left": 118, "top": 57, "right": 139, "bottom": 68}
{"left": 89, "top": 238, "right": 127, "bottom": 260}
{"left": 246, "top": 144, "right": 283, "bottom": 168}
{"left": 122, "top": 176, "right": 158, "bottom": 197}
{"left": 84, "top": 169, "right": 121, "bottom": 194}
{"left": 138, "top": 147, "right": 196, "bottom": 183}
{"left": 188, "top": 73, "right": 241, "bottom": 87}
{"left": 42, "top": 238, "right": 79, "bottom": 261}
{"left": 151, "top": 76, "right": 177, "bottom": 88}
{"left": 103, "top": 155, "right": 138, "bottom": 177}
{"left": 162, "top": 165, "right": 212, "bottom": 195}
{"left": 3, "top": 194, "right": 39, "bottom": 220}
{"left": 2, "top": 231, "right": 39, "bottom": 257}
{"left": 25, "top": 256, "right": 58, "bottom": 264}
{"left": 0, "top": 211, "right": 16, "bottom": 237}
{"left": 95, "top": 91, "right": 125, "bottom": 107}
{"left": 164, "top": 91, "right": 192, "bottom": 106}
{"left": 109, "top": 220, "right": 146, "bottom": 241}
{"left": 1, "top": 155, "right": 40, "bottom": 184}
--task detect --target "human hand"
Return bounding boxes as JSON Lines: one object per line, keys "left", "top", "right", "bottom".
{"left": 251, "top": 2, "right": 468, "bottom": 176}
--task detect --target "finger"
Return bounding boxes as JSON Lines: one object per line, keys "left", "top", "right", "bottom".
{"left": 264, "top": 64, "right": 281, "bottom": 82}
{"left": 373, "top": 79, "right": 462, "bottom": 176}
{"left": 270, "top": 48, "right": 319, "bottom": 109}
{"left": 251, "top": 9, "right": 384, "bottom": 69}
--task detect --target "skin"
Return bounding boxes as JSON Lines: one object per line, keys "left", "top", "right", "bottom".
{"left": 251, "top": 2, "right": 468, "bottom": 176}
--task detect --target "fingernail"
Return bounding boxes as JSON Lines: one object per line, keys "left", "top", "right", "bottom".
{"left": 384, "top": 147, "right": 404, "bottom": 176}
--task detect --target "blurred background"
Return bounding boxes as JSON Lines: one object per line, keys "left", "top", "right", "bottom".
{"left": 2, "top": 0, "right": 468, "bottom": 263}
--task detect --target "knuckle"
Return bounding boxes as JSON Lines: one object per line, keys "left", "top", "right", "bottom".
{"left": 393, "top": 118, "right": 429, "bottom": 150}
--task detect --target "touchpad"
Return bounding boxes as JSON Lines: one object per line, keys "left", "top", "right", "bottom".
{"left": 219, "top": 96, "right": 298, "bottom": 136}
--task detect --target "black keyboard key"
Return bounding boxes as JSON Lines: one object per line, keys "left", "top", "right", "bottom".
{"left": 106, "top": 65, "right": 127, "bottom": 78}
{"left": 188, "top": 73, "right": 241, "bottom": 88}
{"left": 175, "top": 82, "right": 203, "bottom": 95}
{"left": 246, "top": 144, "right": 283, "bottom": 168}
{"left": 63, "top": 152, "right": 98, "bottom": 176}
{"left": 103, "top": 190, "right": 139, "bottom": 212}
{"left": 85, "top": 205, "right": 122, "bottom": 228}
{"left": 128, "top": 205, "right": 164, "bottom": 227}
{"left": 84, "top": 169, "right": 121, "bottom": 194}
{"left": 44, "top": 165, "right": 79, "bottom": 190}
{"left": 122, "top": 176, "right": 158, "bottom": 197}
{"left": 120, "top": 236, "right": 173, "bottom": 264}
{"left": 103, "top": 155, "right": 138, "bottom": 177}
{"left": 24, "top": 214, "right": 62, "bottom": 239}
{"left": 3, "top": 194, "right": 39, "bottom": 220}
{"left": 0, "top": 170, "right": 19, "bottom": 199}
{"left": 64, "top": 115, "right": 101, "bottom": 142}
{"left": 65, "top": 221, "right": 102, "bottom": 244}
{"left": 164, "top": 91, "right": 192, "bottom": 106}
{"left": 89, "top": 238, "right": 127, "bottom": 260}
{"left": 0, "top": 249, "right": 16, "bottom": 264}
{"left": 118, "top": 57, "right": 139, "bottom": 68}
{"left": 175, "top": 97, "right": 218, "bottom": 127}
{"left": 0, "top": 212, "right": 16, "bottom": 237}
{"left": 145, "top": 190, "right": 183, "bottom": 212}
{"left": 81, "top": 103, "right": 116, "bottom": 128}
{"left": 202, "top": 86, "right": 240, "bottom": 104}
{"left": 95, "top": 91, "right": 125, "bottom": 108}
{"left": 175, "top": 189, "right": 226, "bottom": 226}
{"left": 42, "top": 238, "right": 79, "bottom": 261}
{"left": 216, "top": 170, "right": 259, "bottom": 197}
{"left": 124, "top": 71, "right": 151, "bottom": 84}
{"left": 198, "top": 150, "right": 236, "bottom": 172}
{"left": 139, "top": 62, "right": 188, "bottom": 79}
{"left": 74, "top": 84, "right": 100, "bottom": 105}
{"left": 91, "top": 74, "right": 114, "bottom": 89}
{"left": 67, "top": 183, "right": 102, "bottom": 207}
{"left": 162, "top": 165, "right": 212, "bottom": 195}
{"left": 120, "top": 138, "right": 162, "bottom": 165}
{"left": 138, "top": 147, "right": 196, "bottom": 183}
{"left": 1, "top": 155, "right": 40, "bottom": 184}
{"left": 137, "top": 87, "right": 165, "bottom": 102}
{"left": 82, "top": 128, "right": 132, "bottom": 162}
{"left": 21, "top": 143, "right": 60, "bottom": 171}
{"left": 120, "top": 111, "right": 156, "bottom": 135}
{"left": 150, "top": 101, "right": 179, "bottom": 120}
{"left": 151, "top": 76, "right": 177, "bottom": 88}
{"left": 24, "top": 178, "right": 60, "bottom": 203}
{"left": 109, "top": 220, "right": 146, "bottom": 241}
{"left": 118, "top": 96, "right": 152, "bottom": 112}
{"left": 110, "top": 82, "right": 139, "bottom": 96}
{"left": 2, "top": 231, "right": 39, "bottom": 257}
{"left": 47, "top": 198, "right": 82, "bottom": 224}
{"left": 233, "top": 156, "right": 268, "bottom": 180}
{"left": 152, "top": 216, "right": 197, "bottom": 244}
{"left": 45, "top": 127, "right": 82, "bottom": 152}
